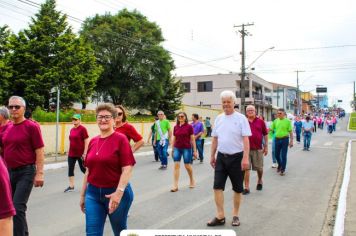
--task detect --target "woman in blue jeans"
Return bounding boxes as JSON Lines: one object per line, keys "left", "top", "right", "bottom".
{"left": 170, "top": 112, "right": 197, "bottom": 192}
{"left": 80, "top": 103, "right": 136, "bottom": 236}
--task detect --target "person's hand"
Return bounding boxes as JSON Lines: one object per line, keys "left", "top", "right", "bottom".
{"left": 34, "top": 172, "right": 44, "bottom": 187}
{"left": 105, "top": 191, "right": 123, "bottom": 214}
{"left": 241, "top": 157, "right": 249, "bottom": 170}
{"left": 210, "top": 156, "right": 216, "bottom": 168}
{"left": 80, "top": 196, "right": 85, "bottom": 214}
{"left": 263, "top": 147, "right": 268, "bottom": 156}
{"left": 193, "top": 151, "right": 198, "bottom": 159}
{"left": 289, "top": 141, "right": 293, "bottom": 148}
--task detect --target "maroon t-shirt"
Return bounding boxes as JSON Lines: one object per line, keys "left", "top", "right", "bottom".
{"left": 173, "top": 123, "right": 193, "bottom": 149}
{"left": 86, "top": 132, "right": 136, "bottom": 188}
{"left": 2, "top": 120, "right": 44, "bottom": 169}
{"left": 68, "top": 125, "right": 89, "bottom": 157}
{"left": 115, "top": 123, "right": 142, "bottom": 143}
{"left": 0, "top": 158, "right": 16, "bottom": 219}
{"left": 0, "top": 121, "right": 12, "bottom": 157}
{"left": 248, "top": 117, "right": 268, "bottom": 150}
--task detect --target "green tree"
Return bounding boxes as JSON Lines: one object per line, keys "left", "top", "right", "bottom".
{"left": 0, "top": 25, "right": 12, "bottom": 104}
{"left": 7, "top": 0, "right": 102, "bottom": 110}
{"left": 80, "top": 9, "right": 182, "bottom": 114}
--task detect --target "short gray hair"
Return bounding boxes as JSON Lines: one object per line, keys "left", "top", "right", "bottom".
{"left": 0, "top": 106, "right": 10, "bottom": 120}
{"left": 9, "top": 96, "right": 26, "bottom": 107}
{"left": 220, "top": 90, "right": 237, "bottom": 103}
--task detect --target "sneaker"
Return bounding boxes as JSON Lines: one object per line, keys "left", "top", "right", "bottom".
{"left": 200, "top": 160, "right": 203, "bottom": 164}
{"left": 242, "top": 189, "right": 250, "bottom": 195}
{"left": 158, "top": 165, "right": 167, "bottom": 170}
{"left": 232, "top": 216, "right": 240, "bottom": 226}
{"left": 271, "top": 163, "right": 278, "bottom": 168}
{"left": 256, "top": 183, "right": 263, "bottom": 191}
{"left": 64, "top": 186, "right": 74, "bottom": 193}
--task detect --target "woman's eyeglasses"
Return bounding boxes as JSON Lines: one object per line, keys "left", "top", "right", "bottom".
{"left": 178, "top": 115, "right": 185, "bottom": 118}
{"left": 8, "top": 105, "right": 22, "bottom": 110}
{"left": 96, "top": 115, "right": 113, "bottom": 121}
{"left": 117, "top": 112, "right": 123, "bottom": 116}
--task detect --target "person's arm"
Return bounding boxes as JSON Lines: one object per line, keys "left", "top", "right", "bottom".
{"left": 171, "top": 135, "right": 176, "bottom": 156}
{"left": 82, "top": 138, "right": 89, "bottom": 159}
{"left": 132, "top": 139, "right": 144, "bottom": 153}
{"left": 168, "top": 127, "right": 173, "bottom": 145}
{"left": 289, "top": 131, "right": 293, "bottom": 148}
{"left": 210, "top": 137, "right": 218, "bottom": 168}
{"left": 241, "top": 136, "right": 250, "bottom": 170}
{"left": 105, "top": 165, "right": 133, "bottom": 214}
{"left": 0, "top": 217, "right": 13, "bottom": 236}
{"left": 191, "top": 134, "right": 197, "bottom": 159}
{"left": 263, "top": 135, "right": 268, "bottom": 156}
{"left": 80, "top": 168, "right": 89, "bottom": 213}
{"left": 34, "top": 147, "right": 44, "bottom": 187}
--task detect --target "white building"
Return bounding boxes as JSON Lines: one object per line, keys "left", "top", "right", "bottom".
{"left": 178, "top": 73, "right": 274, "bottom": 120}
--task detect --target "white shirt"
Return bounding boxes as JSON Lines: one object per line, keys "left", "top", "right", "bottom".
{"left": 212, "top": 111, "right": 252, "bottom": 154}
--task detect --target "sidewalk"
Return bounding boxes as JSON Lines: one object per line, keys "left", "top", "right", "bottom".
{"left": 344, "top": 141, "right": 356, "bottom": 235}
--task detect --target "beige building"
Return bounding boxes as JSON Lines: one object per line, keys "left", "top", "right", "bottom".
{"left": 178, "top": 73, "right": 274, "bottom": 120}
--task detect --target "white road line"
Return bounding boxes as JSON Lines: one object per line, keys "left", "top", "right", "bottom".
{"left": 324, "top": 141, "right": 333, "bottom": 146}
{"left": 333, "top": 139, "right": 355, "bottom": 236}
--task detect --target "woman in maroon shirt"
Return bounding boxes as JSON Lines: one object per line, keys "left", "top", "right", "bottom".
{"left": 170, "top": 112, "right": 197, "bottom": 192}
{"left": 64, "top": 114, "right": 89, "bottom": 193}
{"left": 0, "top": 158, "right": 16, "bottom": 236}
{"left": 114, "top": 105, "right": 144, "bottom": 153}
{"left": 80, "top": 103, "right": 135, "bottom": 236}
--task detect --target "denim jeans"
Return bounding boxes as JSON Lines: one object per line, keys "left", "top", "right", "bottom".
{"left": 173, "top": 148, "right": 192, "bottom": 164}
{"left": 195, "top": 139, "right": 204, "bottom": 161}
{"left": 9, "top": 164, "right": 36, "bottom": 236}
{"left": 85, "top": 183, "right": 134, "bottom": 236}
{"left": 271, "top": 137, "right": 277, "bottom": 164}
{"left": 275, "top": 137, "right": 289, "bottom": 172}
{"left": 156, "top": 139, "right": 169, "bottom": 166}
{"left": 328, "top": 125, "right": 333, "bottom": 134}
{"left": 295, "top": 129, "right": 301, "bottom": 142}
{"left": 303, "top": 131, "right": 312, "bottom": 149}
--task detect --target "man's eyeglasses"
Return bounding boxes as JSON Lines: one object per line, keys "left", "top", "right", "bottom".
{"left": 96, "top": 115, "right": 113, "bottom": 121}
{"left": 277, "top": 112, "right": 283, "bottom": 115}
{"left": 8, "top": 105, "right": 22, "bottom": 110}
{"left": 117, "top": 112, "right": 123, "bottom": 116}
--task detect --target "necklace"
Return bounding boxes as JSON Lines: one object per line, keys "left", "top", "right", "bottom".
{"left": 96, "top": 135, "right": 110, "bottom": 155}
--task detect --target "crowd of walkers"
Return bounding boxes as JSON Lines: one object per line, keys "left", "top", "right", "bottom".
{"left": 0, "top": 93, "right": 341, "bottom": 235}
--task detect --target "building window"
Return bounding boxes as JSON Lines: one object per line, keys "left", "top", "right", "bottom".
{"left": 197, "top": 81, "right": 213, "bottom": 92}
{"left": 182, "top": 82, "right": 191, "bottom": 92}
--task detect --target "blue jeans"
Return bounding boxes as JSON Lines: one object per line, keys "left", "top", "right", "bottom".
{"left": 195, "top": 139, "right": 204, "bottom": 161}
{"left": 156, "top": 139, "right": 169, "bottom": 166}
{"left": 85, "top": 183, "right": 134, "bottom": 236}
{"left": 173, "top": 148, "right": 192, "bottom": 164}
{"left": 295, "top": 129, "right": 301, "bottom": 142}
{"left": 275, "top": 137, "right": 289, "bottom": 172}
{"left": 271, "top": 137, "right": 277, "bottom": 164}
{"left": 303, "top": 131, "right": 312, "bottom": 149}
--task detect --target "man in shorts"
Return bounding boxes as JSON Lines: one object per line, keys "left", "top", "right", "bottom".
{"left": 207, "top": 90, "right": 251, "bottom": 227}
{"left": 243, "top": 105, "right": 268, "bottom": 194}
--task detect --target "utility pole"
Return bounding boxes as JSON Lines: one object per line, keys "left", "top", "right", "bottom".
{"left": 354, "top": 81, "right": 356, "bottom": 111}
{"left": 234, "top": 22, "right": 254, "bottom": 114}
{"left": 295, "top": 70, "right": 305, "bottom": 115}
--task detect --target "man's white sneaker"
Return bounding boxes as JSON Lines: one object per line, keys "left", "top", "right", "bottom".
{"left": 272, "top": 163, "right": 278, "bottom": 168}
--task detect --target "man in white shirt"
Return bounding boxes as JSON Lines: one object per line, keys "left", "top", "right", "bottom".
{"left": 207, "top": 90, "right": 251, "bottom": 227}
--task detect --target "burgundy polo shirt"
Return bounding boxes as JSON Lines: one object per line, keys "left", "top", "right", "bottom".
{"left": 248, "top": 117, "right": 268, "bottom": 150}
{"left": 69, "top": 125, "right": 89, "bottom": 157}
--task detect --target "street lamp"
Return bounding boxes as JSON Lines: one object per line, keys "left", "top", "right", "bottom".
{"left": 240, "top": 46, "right": 274, "bottom": 114}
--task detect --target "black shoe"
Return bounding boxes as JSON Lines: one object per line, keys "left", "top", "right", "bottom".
{"left": 242, "top": 189, "right": 250, "bottom": 195}
{"left": 64, "top": 186, "right": 74, "bottom": 193}
{"left": 207, "top": 217, "right": 225, "bottom": 226}
{"left": 256, "top": 183, "right": 263, "bottom": 191}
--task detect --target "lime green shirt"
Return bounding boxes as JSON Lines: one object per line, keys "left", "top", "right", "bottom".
{"left": 270, "top": 118, "right": 292, "bottom": 138}
{"left": 154, "top": 119, "right": 171, "bottom": 140}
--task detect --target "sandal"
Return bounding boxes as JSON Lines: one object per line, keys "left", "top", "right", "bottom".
{"left": 232, "top": 216, "right": 240, "bottom": 226}
{"left": 170, "top": 188, "right": 178, "bottom": 192}
{"left": 207, "top": 217, "right": 225, "bottom": 226}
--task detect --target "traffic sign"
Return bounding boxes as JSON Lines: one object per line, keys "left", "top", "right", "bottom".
{"left": 316, "top": 87, "right": 327, "bottom": 93}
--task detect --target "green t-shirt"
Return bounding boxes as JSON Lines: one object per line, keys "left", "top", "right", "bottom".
{"left": 154, "top": 119, "right": 171, "bottom": 140}
{"left": 270, "top": 118, "right": 292, "bottom": 138}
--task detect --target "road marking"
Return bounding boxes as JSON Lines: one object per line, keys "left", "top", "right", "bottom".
{"left": 311, "top": 146, "right": 343, "bottom": 150}
{"left": 324, "top": 141, "right": 333, "bottom": 146}
{"left": 333, "top": 139, "right": 355, "bottom": 236}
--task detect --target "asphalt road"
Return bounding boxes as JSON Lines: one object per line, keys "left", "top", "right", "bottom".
{"left": 27, "top": 116, "right": 353, "bottom": 236}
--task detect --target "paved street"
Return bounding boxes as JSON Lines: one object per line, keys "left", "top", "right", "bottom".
{"left": 27, "top": 116, "right": 353, "bottom": 236}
